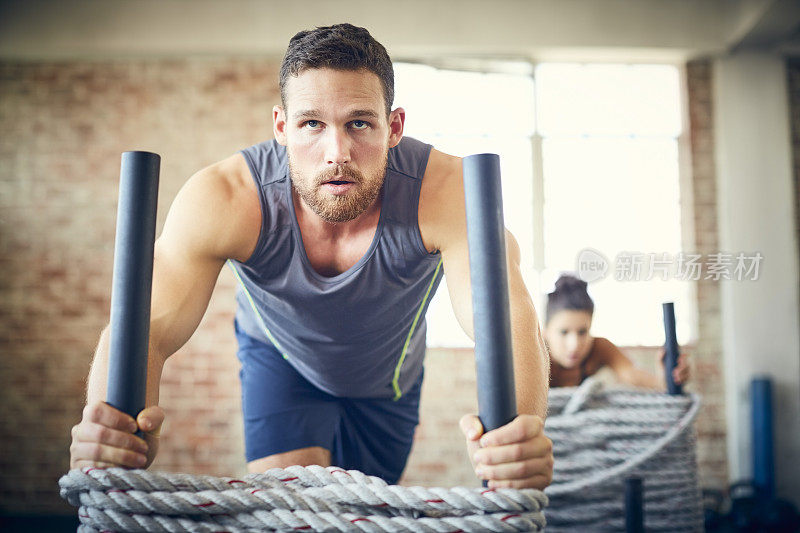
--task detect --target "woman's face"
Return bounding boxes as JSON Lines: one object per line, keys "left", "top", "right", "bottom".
{"left": 544, "top": 310, "right": 594, "bottom": 369}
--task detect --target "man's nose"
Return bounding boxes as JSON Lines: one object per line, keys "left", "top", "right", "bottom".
{"left": 325, "top": 128, "right": 351, "bottom": 166}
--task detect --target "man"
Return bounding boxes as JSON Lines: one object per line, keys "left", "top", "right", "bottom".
{"left": 69, "top": 23, "right": 553, "bottom": 489}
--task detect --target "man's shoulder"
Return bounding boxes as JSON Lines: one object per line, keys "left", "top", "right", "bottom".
{"left": 417, "top": 145, "right": 464, "bottom": 253}
{"left": 174, "top": 153, "right": 260, "bottom": 262}
{"left": 180, "top": 151, "right": 260, "bottom": 231}
{"left": 387, "top": 136, "right": 433, "bottom": 180}
{"left": 391, "top": 138, "right": 462, "bottom": 198}
{"left": 195, "top": 151, "right": 256, "bottom": 199}
{"left": 240, "top": 139, "right": 288, "bottom": 185}
{"left": 419, "top": 146, "right": 462, "bottom": 198}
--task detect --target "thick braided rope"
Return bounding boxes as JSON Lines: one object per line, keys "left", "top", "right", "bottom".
{"left": 60, "top": 465, "right": 548, "bottom": 532}
{"left": 60, "top": 381, "right": 702, "bottom": 532}
{"left": 544, "top": 378, "right": 704, "bottom": 532}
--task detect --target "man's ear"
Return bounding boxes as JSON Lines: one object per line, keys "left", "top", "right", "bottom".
{"left": 387, "top": 107, "right": 405, "bottom": 148}
{"left": 273, "top": 105, "right": 288, "bottom": 145}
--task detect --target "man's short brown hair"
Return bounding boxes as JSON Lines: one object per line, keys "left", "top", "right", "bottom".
{"left": 280, "top": 23, "right": 394, "bottom": 115}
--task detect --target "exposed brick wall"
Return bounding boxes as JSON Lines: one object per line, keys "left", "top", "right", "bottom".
{"left": 686, "top": 59, "right": 728, "bottom": 489}
{"left": 400, "top": 348, "right": 479, "bottom": 487}
{"left": 0, "top": 58, "right": 277, "bottom": 513}
{"left": 0, "top": 57, "right": 728, "bottom": 514}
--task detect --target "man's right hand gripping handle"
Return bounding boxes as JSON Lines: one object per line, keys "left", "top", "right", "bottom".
{"left": 69, "top": 402, "right": 164, "bottom": 469}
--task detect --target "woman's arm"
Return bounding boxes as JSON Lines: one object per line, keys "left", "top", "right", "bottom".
{"left": 593, "top": 337, "right": 666, "bottom": 390}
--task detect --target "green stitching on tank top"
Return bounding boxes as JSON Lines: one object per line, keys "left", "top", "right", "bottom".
{"left": 392, "top": 257, "right": 443, "bottom": 401}
{"left": 227, "top": 260, "right": 290, "bottom": 360}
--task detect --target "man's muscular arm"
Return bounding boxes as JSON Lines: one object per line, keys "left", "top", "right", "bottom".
{"left": 419, "top": 148, "right": 552, "bottom": 489}
{"left": 70, "top": 154, "right": 260, "bottom": 469}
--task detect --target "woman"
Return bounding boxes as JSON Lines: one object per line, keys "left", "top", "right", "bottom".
{"left": 544, "top": 274, "right": 690, "bottom": 389}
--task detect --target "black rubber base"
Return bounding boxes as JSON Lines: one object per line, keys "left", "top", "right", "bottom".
{"left": 0, "top": 514, "right": 79, "bottom": 533}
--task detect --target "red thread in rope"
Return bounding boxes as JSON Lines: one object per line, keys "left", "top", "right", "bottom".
{"left": 351, "top": 517, "right": 372, "bottom": 523}
{"left": 280, "top": 476, "right": 299, "bottom": 482}
{"left": 501, "top": 514, "right": 521, "bottom": 521}
{"left": 195, "top": 501, "right": 216, "bottom": 508}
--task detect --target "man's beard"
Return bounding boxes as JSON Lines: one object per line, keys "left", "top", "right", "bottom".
{"left": 289, "top": 154, "right": 388, "bottom": 224}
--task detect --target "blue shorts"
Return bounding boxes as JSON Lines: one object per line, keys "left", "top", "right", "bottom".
{"left": 234, "top": 320, "right": 422, "bottom": 484}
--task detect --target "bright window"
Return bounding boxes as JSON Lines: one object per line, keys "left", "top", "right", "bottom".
{"left": 394, "top": 62, "right": 536, "bottom": 347}
{"left": 537, "top": 63, "right": 692, "bottom": 345}
{"left": 394, "top": 61, "right": 693, "bottom": 347}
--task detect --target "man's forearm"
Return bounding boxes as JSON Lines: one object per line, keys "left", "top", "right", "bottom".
{"left": 86, "top": 326, "right": 164, "bottom": 408}
{"left": 509, "top": 296, "right": 550, "bottom": 419}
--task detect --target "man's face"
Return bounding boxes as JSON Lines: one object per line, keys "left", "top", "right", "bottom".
{"left": 274, "top": 68, "right": 404, "bottom": 223}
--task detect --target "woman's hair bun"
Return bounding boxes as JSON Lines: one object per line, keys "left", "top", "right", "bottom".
{"left": 553, "top": 274, "right": 588, "bottom": 294}
{"left": 546, "top": 273, "right": 594, "bottom": 323}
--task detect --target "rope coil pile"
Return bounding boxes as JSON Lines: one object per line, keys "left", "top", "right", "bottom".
{"left": 59, "top": 464, "right": 548, "bottom": 532}
{"left": 544, "top": 378, "right": 703, "bottom": 532}
{"left": 60, "top": 379, "right": 702, "bottom": 532}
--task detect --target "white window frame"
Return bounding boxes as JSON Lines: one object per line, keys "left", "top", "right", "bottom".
{"left": 394, "top": 58, "right": 697, "bottom": 347}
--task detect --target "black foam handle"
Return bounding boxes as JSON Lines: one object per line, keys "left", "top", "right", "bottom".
{"left": 751, "top": 376, "right": 775, "bottom": 498}
{"left": 662, "top": 302, "right": 682, "bottom": 395}
{"left": 463, "top": 153, "right": 517, "bottom": 437}
{"left": 106, "top": 151, "right": 160, "bottom": 421}
{"left": 625, "top": 476, "right": 645, "bottom": 533}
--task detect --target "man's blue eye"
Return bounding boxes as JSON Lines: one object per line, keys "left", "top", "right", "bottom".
{"left": 352, "top": 120, "right": 368, "bottom": 129}
{"left": 305, "top": 120, "right": 320, "bottom": 128}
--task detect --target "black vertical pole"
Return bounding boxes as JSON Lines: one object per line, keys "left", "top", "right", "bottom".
{"left": 625, "top": 477, "right": 645, "bottom": 533}
{"left": 463, "top": 153, "right": 517, "bottom": 444}
{"left": 106, "top": 151, "right": 160, "bottom": 421}
{"left": 662, "top": 302, "right": 682, "bottom": 395}
{"left": 751, "top": 376, "right": 775, "bottom": 499}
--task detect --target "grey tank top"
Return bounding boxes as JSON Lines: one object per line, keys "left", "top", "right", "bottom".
{"left": 229, "top": 136, "right": 443, "bottom": 400}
